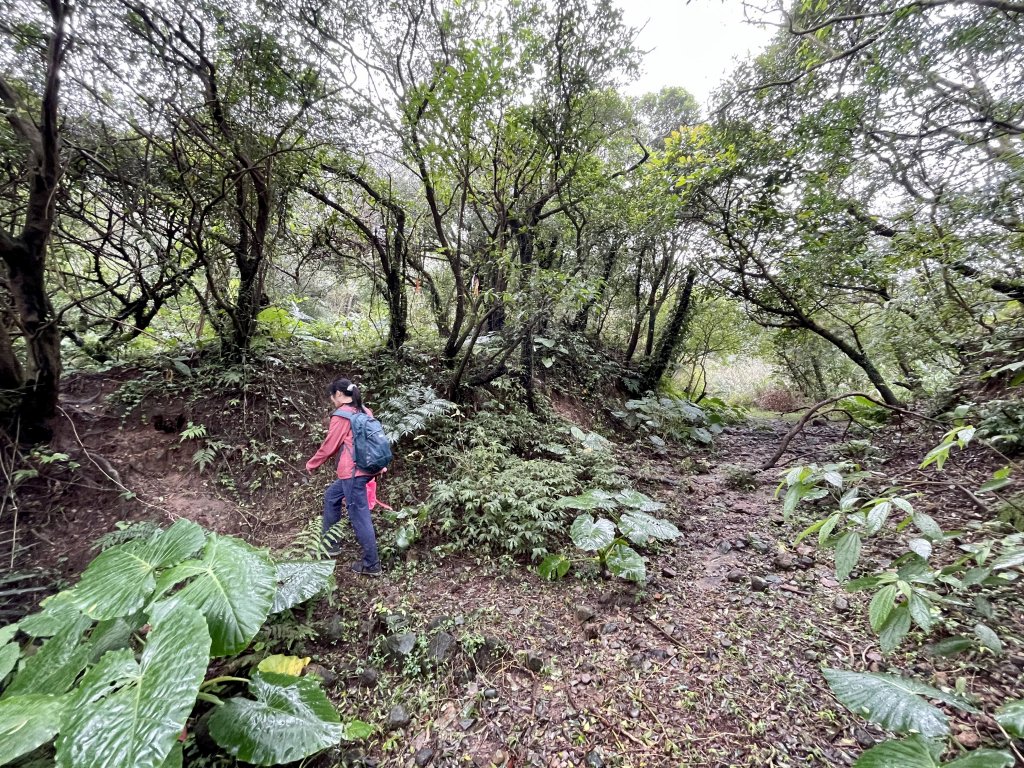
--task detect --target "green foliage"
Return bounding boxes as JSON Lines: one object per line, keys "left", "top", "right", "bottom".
{"left": 974, "top": 400, "right": 1024, "bottom": 455}
{"left": 427, "top": 403, "right": 628, "bottom": 558}
{"left": 375, "top": 385, "right": 459, "bottom": 444}
{"left": 994, "top": 699, "right": 1024, "bottom": 739}
{"left": 206, "top": 672, "right": 343, "bottom": 766}
{"left": 853, "top": 736, "right": 1013, "bottom": 768}
{"left": 921, "top": 425, "right": 976, "bottom": 471}
{"left": 822, "top": 668, "right": 976, "bottom": 739}
{"left": 545, "top": 490, "right": 680, "bottom": 584}
{"left": 787, "top": 429, "right": 1024, "bottom": 765}
{"left": 612, "top": 394, "right": 719, "bottom": 445}
{"left": 430, "top": 449, "right": 584, "bottom": 558}
{"left": 0, "top": 521, "right": 347, "bottom": 767}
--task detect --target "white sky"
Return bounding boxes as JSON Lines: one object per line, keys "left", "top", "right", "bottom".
{"left": 620, "top": 0, "right": 778, "bottom": 105}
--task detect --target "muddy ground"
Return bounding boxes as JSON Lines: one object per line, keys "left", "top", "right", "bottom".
{"left": 4, "top": 382, "right": 1022, "bottom": 768}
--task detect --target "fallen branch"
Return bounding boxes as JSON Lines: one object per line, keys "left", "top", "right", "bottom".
{"left": 761, "top": 392, "right": 948, "bottom": 470}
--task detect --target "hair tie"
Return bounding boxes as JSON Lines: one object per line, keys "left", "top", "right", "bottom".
{"left": 346, "top": 383, "right": 355, "bottom": 392}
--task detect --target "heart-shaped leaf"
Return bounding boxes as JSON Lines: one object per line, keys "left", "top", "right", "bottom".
{"left": 271, "top": 561, "right": 334, "bottom": 614}
{"left": 55, "top": 599, "right": 211, "bottom": 768}
{"left": 537, "top": 554, "right": 570, "bottom": 581}
{"left": 569, "top": 515, "right": 615, "bottom": 551}
{"left": 208, "top": 672, "right": 343, "bottom": 765}
{"left": 159, "top": 535, "right": 276, "bottom": 656}
{"left": 618, "top": 512, "right": 680, "bottom": 545}
{"left": 605, "top": 543, "right": 646, "bottom": 583}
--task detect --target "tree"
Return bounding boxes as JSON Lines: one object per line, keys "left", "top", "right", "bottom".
{"left": 0, "top": 0, "right": 72, "bottom": 439}
{"left": 112, "top": 0, "right": 325, "bottom": 360}
{"left": 666, "top": 121, "right": 904, "bottom": 404}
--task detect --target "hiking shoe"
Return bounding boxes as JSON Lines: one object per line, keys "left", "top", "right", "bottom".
{"left": 324, "top": 547, "right": 342, "bottom": 558}
{"left": 350, "top": 562, "right": 382, "bottom": 577}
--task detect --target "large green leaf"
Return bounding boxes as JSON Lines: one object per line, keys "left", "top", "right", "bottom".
{"left": 994, "top": 698, "right": 1024, "bottom": 738}
{"left": 146, "top": 520, "right": 206, "bottom": 568}
{"left": 854, "top": 738, "right": 1013, "bottom": 768}
{"left": 605, "top": 543, "right": 646, "bottom": 582}
{"left": 569, "top": 514, "right": 615, "bottom": 551}
{"left": 834, "top": 531, "right": 862, "bottom": 581}
{"left": 0, "top": 642, "right": 19, "bottom": 682}
{"left": 555, "top": 490, "right": 617, "bottom": 511}
{"left": 822, "top": 669, "right": 976, "bottom": 738}
{"left": 852, "top": 735, "right": 937, "bottom": 768}
{"left": 0, "top": 625, "right": 17, "bottom": 646}
{"left": 18, "top": 593, "right": 85, "bottom": 638}
{"left": 537, "top": 554, "right": 570, "bottom": 581}
{"left": 943, "top": 751, "right": 1015, "bottom": 768}
{"left": 618, "top": 511, "right": 680, "bottom": 545}
{"left": 207, "top": 672, "right": 343, "bottom": 765}
{"left": 3, "top": 612, "right": 93, "bottom": 698}
{"left": 55, "top": 599, "right": 211, "bottom": 768}
{"left": 0, "top": 693, "right": 68, "bottom": 766}
{"left": 271, "top": 561, "right": 335, "bottom": 614}
{"left": 613, "top": 490, "right": 665, "bottom": 513}
{"left": 71, "top": 520, "right": 206, "bottom": 620}
{"left": 161, "top": 535, "right": 276, "bottom": 656}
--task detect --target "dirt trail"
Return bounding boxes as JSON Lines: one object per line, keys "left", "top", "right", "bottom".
{"left": 320, "top": 418, "right": 877, "bottom": 768}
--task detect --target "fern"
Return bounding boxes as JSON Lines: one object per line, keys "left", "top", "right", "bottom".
{"left": 278, "top": 517, "right": 346, "bottom": 560}
{"left": 91, "top": 520, "right": 162, "bottom": 551}
{"left": 377, "top": 385, "right": 459, "bottom": 443}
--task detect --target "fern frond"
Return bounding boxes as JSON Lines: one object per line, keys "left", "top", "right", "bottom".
{"left": 377, "top": 385, "right": 459, "bottom": 443}
{"left": 91, "top": 521, "right": 162, "bottom": 551}
{"left": 278, "top": 516, "right": 346, "bottom": 560}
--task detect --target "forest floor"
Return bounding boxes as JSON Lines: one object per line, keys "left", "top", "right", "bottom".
{"left": 5, "top": 380, "right": 1022, "bottom": 768}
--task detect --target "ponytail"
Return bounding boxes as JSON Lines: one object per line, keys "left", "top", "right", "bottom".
{"left": 329, "top": 377, "right": 365, "bottom": 412}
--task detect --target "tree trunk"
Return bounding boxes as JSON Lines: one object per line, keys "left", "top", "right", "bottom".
{"left": 804, "top": 320, "right": 901, "bottom": 406}
{"left": 639, "top": 269, "right": 697, "bottom": 393}
{"left": 572, "top": 242, "right": 619, "bottom": 333}
{"left": 0, "top": 1, "right": 69, "bottom": 440}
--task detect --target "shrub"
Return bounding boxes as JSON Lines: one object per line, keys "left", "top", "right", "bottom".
{"left": 753, "top": 386, "right": 800, "bottom": 412}
{"left": 430, "top": 449, "right": 591, "bottom": 559}
{"left": 611, "top": 394, "right": 720, "bottom": 445}
{"left": 0, "top": 520, "right": 364, "bottom": 767}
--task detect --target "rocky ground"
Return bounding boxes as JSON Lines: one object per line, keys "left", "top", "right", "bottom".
{"left": 297, "top": 419, "right": 913, "bottom": 768}
{"left": 6, "top": 393, "right": 1021, "bottom": 768}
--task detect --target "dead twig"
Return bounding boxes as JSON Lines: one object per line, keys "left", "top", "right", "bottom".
{"left": 763, "top": 392, "right": 947, "bottom": 470}
{"left": 644, "top": 615, "right": 685, "bottom": 648}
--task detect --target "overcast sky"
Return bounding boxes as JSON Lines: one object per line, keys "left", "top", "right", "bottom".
{"left": 620, "top": 0, "right": 779, "bottom": 105}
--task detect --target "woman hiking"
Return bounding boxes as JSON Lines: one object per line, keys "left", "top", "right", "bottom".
{"left": 305, "top": 377, "right": 382, "bottom": 576}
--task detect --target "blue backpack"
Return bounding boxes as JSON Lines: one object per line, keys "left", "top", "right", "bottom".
{"left": 334, "top": 408, "right": 393, "bottom": 475}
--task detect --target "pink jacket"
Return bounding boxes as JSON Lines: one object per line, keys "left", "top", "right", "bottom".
{"left": 305, "top": 405, "right": 375, "bottom": 479}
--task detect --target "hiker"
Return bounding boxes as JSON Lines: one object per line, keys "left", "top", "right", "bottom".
{"left": 306, "top": 377, "right": 382, "bottom": 576}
